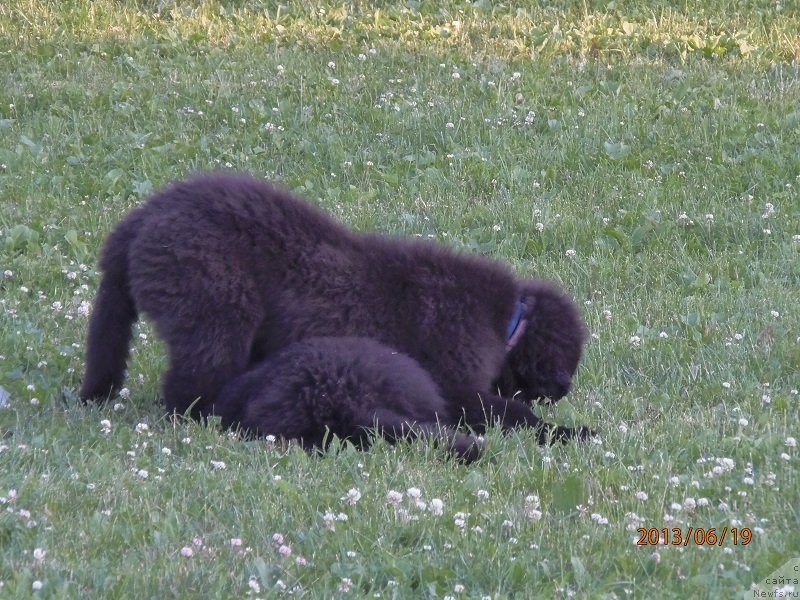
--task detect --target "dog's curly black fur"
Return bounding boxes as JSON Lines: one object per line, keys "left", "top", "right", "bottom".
{"left": 79, "top": 172, "right": 590, "bottom": 447}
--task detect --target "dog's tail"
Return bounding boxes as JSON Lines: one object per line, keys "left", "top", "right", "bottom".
{"left": 79, "top": 212, "right": 142, "bottom": 402}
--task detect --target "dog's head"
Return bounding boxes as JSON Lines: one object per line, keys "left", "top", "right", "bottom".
{"left": 493, "top": 280, "right": 586, "bottom": 403}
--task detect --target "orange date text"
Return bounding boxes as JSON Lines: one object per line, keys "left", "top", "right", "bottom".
{"left": 636, "top": 527, "right": 752, "bottom": 547}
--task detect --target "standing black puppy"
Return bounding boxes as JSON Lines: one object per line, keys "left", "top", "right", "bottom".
{"left": 80, "top": 173, "right": 589, "bottom": 441}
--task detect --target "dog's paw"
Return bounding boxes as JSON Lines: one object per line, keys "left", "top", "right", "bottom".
{"left": 451, "top": 432, "right": 484, "bottom": 463}
{"left": 539, "top": 424, "right": 596, "bottom": 445}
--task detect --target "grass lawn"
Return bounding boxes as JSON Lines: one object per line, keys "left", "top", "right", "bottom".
{"left": 1, "top": 0, "right": 798, "bottom": 597}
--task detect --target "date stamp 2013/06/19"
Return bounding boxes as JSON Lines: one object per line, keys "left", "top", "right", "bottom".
{"left": 636, "top": 527, "right": 752, "bottom": 547}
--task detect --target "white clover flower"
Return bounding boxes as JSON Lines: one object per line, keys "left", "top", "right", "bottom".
{"left": 386, "top": 490, "right": 403, "bottom": 505}
{"left": 635, "top": 491, "right": 648, "bottom": 501}
{"left": 738, "top": 417, "right": 749, "bottom": 426}
{"left": 180, "top": 546, "right": 193, "bottom": 557}
{"left": 230, "top": 538, "right": 242, "bottom": 547}
{"left": 134, "top": 422, "right": 148, "bottom": 434}
{"left": 683, "top": 498, "right": 697, "bottom": 511}
{"left": 210, "top": 460, "right": 226, "bottom": 470}
{"left": 406, "top": 487, "right": 422, "bottom": 500}
{"left": 565, "top": 248, "right": 577, "bottom": 258}
{"left": 781, "top": 453, "right": 791, "bottom": 461}
{"left": 524, "top": 495, "right": 542, "bottom": 520}
{"left": 342, "top": 488, "right": 361, "bottom": 505}
{"left": 535, "top": 222, "right": 544, "bottom": 232}
{"left": 339, "top": 578, "right": 353, "bottom": 592}
{"left": 629, "top": 335, "right": 641, "bottom": 346}
{"left": 786, "top": 437, "right": 797, "bottom": 448}
{"left": 100, "top": 419, "right": 112, "bottom": 434}
{"left": 429, "top": 498, "right": 444, "bottom": 516}
{"left": 248, "top": 577, "right": 261, "bottom": 593}
{"left": 136, "top": 469, "right": 148, "bottom": 479}
{"left": 32, "top": 581, "right": 43, "bottom": 591}
{"left": 476, "top": 489, "right": 489, "bottom": 501}
{"left": 33, "top": 548, "right": 45, "bottom": 561}
{"left": 278, "top": 544, "right": 291, "bottom": 557}
{"left": 77, "top": 300, "right": 91, "bottom": 316}
{"left": 161, "top": 447, "right": 171, "bottom": 456}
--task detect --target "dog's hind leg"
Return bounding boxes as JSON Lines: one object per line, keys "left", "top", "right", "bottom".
{"left": 159, "top": 316, "right": 260, "bottom": 420}
{"left": 355, "top": 408, "right": 483, "bottom": 463}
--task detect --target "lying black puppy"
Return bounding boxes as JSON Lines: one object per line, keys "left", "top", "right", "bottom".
{"left": 80, "top": 172, "right": 590, "bottom": 442}
{"left": 218, "top": 336, "right": 483, "bottom": 462}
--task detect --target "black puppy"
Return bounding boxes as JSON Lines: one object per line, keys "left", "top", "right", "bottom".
{"left": 218, "top": 336, "right": 483, "bottom": 462}
{"left": 80, "top": 173, "right": 589, "bottom": 441}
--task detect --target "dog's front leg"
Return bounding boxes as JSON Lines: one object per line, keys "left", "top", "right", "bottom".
{"left": 453, "top": 390, "right": 593, "bottom": 444}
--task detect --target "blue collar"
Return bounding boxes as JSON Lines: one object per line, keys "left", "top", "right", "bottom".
{"left": 506, "top": 300, "right": 525, "bottom": 341}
